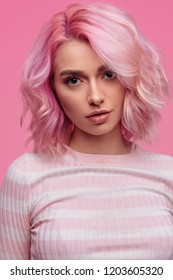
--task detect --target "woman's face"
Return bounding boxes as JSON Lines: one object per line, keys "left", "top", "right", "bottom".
{"left": 53, "top": 40, "right": 125, "bottom": 138}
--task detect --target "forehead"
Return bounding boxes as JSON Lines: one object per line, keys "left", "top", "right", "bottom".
{"left": 54, "top": 40, "right": 103, "bottom": 72}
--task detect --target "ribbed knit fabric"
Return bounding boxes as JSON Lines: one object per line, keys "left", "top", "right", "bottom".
{"left": 0, "top": 145, "right": 173, "bottom": 260}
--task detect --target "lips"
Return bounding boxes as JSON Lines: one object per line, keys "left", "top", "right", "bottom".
{"left": 86, "top": 110, "right": 111, "bottom": 118}
{"left": 86, "top": 110, "right": 111, "bottom": 124}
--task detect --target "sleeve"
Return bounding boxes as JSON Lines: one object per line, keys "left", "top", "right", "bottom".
{"left": 0, "top": 158, "right": 31, "bottom": 259}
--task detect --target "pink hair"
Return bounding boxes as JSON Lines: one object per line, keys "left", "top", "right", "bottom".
{"left": 20, "top": 3, "right": 170, "bottom": 154}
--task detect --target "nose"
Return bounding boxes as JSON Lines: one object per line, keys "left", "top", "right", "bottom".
{"left": 87, "top": 81, "right": 104, "bottom": 105}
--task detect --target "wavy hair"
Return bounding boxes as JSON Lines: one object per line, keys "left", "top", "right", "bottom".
{"left": 20, "top": 2, "right": 170, "bottom": 154}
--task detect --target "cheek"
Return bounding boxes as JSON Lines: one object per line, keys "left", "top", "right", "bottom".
{"left": 54, "top": 87, "right": 72, "bottom": 111}
{"left": 54, "top": 83, "right": 79, "bottom": 111}
{"left": 56, "top": 94, "right": 78, "bottom": 118}
{"left": 111, "top": 91, "right": 125, "bottom": 108}
{"left": 116, "top": 86, "right": 126, "bottom": 106}
{"left": 105, "top": 81, "right": 125, "bottom": 103}
{"left": 119, "top": 94, "right": 125, "bottom": 106}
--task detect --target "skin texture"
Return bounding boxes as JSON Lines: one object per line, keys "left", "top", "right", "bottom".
{"left": 53, "top": 40, "right": 131, "bottom": 155}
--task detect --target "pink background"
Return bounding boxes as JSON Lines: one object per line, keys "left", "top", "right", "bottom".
{"left": 0, "top": 0, "right": 173, "bottom": 184}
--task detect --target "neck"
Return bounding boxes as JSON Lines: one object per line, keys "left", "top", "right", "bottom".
{"left": 68, "top": 126, "right": 131, "bottom": 155}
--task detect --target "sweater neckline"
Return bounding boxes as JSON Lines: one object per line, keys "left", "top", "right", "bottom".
{"left": 64, "top": 144, "right": 143, "bottom": 164}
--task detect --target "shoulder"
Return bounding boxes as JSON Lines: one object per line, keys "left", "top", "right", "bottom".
{"left": 138, "top": 147, "right": 173, "bottom": 162}
{"left": 2, "top": 153, "right": 39, "bottom": 186}
{"left": 3, "top": 151, "right": 64, "bottom": 186}
{"left": 137, "top": 147, "right": 173, "bottom": 179}
{"left": 6, "top": 152, "right": 39, "bottom": 170}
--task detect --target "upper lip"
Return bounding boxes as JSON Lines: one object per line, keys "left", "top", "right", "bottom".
{"left": 86, "top": 110, "right": 111, "bottom": 118}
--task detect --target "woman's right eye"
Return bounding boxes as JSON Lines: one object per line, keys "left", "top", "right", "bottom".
{"left": 64, "top": 77, "right": 81, "bottom": 86}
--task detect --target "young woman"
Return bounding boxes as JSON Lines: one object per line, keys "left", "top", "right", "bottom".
{"left": 0, "top": 3, "right": 173, "bottom": 260}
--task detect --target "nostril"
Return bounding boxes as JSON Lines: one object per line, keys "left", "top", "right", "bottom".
{"left": 88, "top": 99, "right": 104, "bottom": 106}
{"left": 88, "top": 94, "right": 104, "bottom": 105}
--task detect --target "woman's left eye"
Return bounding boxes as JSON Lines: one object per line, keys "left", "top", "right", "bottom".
{"left": 103, "top": 71, "right": 117, "bottom": 79}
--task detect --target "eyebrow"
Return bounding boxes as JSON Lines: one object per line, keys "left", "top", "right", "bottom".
{"left": 59, "top": 65, "right": 109, "bottom": 77}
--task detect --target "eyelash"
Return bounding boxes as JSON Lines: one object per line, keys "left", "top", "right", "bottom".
{"left": 103, "top": 71, "right": 117, "bottom": 80}
{"left": 64, "top": 70, "right": 117, "bottom": 86}
{"left": 64, "top": 77, "right": 81, "bottom": 86}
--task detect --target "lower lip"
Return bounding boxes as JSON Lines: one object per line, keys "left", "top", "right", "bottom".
{"left": 87, "top": 112, "right": 110, "bottom": 123}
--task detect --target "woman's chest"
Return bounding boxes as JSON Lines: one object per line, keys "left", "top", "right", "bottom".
{"left": 30, "top": 177, "right": 173, "bottom": 259}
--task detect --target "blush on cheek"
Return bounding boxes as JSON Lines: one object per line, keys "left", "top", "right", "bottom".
{"left": 59, "top": 100, "right": 74, "bottom": 113}
{"left": 58, "top": 101, "right": 75, "bottom": 121}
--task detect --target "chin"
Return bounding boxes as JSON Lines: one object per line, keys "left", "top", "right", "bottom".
{"left": 84, "top": 127, "right": 118, "bottom": 136}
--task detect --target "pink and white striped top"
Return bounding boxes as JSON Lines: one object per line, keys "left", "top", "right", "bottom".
{"left": 0, "top": 145, "right": 173, "bottom": 259}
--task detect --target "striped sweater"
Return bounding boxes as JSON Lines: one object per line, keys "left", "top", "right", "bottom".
{"left": 0, "top": 145, "right": 173, "bottom": 259}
